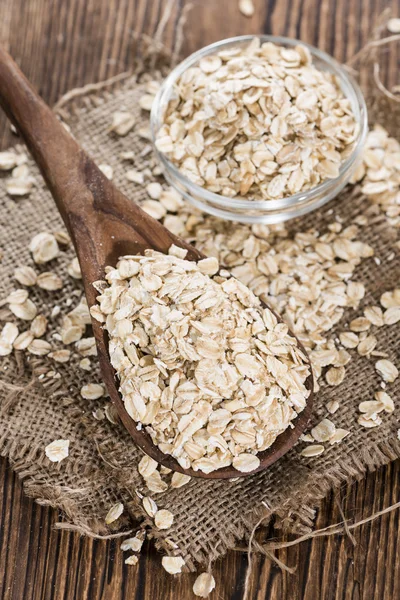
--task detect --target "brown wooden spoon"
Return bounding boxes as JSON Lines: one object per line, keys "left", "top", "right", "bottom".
{"left": 0, "top": 48, "right": 313, "bottom": 479}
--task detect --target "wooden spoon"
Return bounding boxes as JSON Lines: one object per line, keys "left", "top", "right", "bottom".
{"left": 0, "top": 48, "right": 313, "bottom": 479}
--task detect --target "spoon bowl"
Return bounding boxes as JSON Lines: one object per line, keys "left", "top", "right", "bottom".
{"left": 0, "top": 48, "right": 313, "bottom": 478}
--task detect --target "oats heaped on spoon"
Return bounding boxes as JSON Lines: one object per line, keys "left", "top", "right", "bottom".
{"left": 91, "top": 245, "right": 311, "bottom": 474}
{"left": 155, "top": 38, "right": 357, "bottom": 201}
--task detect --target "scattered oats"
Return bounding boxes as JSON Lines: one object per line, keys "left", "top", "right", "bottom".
{"left": 67, "top": 258, "right": 82, "bottom": 279}
{"left": 364, "top": 306, "right": 384, "bottom": 327}
{"left": 9, "top": 298, "right": 37, "bottom": 320}
{"left": 299, "top": 433, "right": 314, "bottom": 443}
{"left": 81, "top": 383, "right": 105, "bottom": 399}
{"left": 27, "top": 339, "right": 52, "bottom": 356}
{"left": 142, "top": 496, "right": 158, "bottom": 518}
{"left": 359, "top": 399, "right": 384, "bottom": 415}
{"left": 339, "top": 331, "right": 359, "bottom": 349}
{"left": 13, "top": 330, "right": 34, "bottom": 350}
{"left": 141, "top": 199, "right": 166, "bottom": 220}
{"left": 239, "top": 0, "right": 254, "bottom": 17}
{"left": 311, "top": 418, "right": 336, "bottom": 442}
{"left": 125, "top": 555, "right": 139, "bottom": 566}
{"left": 105, "top": 403, "right": 119, "bottom": 424}
{"left": 335, "top": 349, "right": 351, "bottom": 367}
{"left": 37, "top": 272, "right": 63, "bottom": 291}
{"left": 387, "top": 17, "right": 400, "bottom": 33}
{"left": 383, "top": 306, "right": 400, "bottom": 325}
{"left": 380, "top": 289, "right": 400, "bottom": 309}
{"left": 154, "top": 509, "right": 174, "bottom": 530}
{"left": 29, "top": 232, "right": 59, "bottom": 264}
{"left": 111, "top": 111, "right": 136, "bottom": 136}
{"left": 45, "top": 439, "right": 69, "bottom": 462}
{"left": 375, "top": 359, "right": 398, "bottom": 383}
{"left": 146, "top": 182, "right": 163, "bottom": 200}
{"left": 75, "top": 337, "right": 97, "bottom": 356}
{"left": 49, "top": 349, "right": 71, "bottom": 363}
{"left": 329, "top": 428, "right": 349, "bottom": 444}
{"left": 0, "top": 341, "right": 12, "bottom": 356}
{"left": 161, "top": 556, "right": 185, "bottom": 574}
{"left": 160, "top": 466, "right": 172, "bottom": 475}
{"left": 126, "top": 169, "right": 145, "bottom": 184}
{"left": 30, "top": 315, "right": 48, "bottom": 337}
{"left": 105, "top": 502, "right": 124, "bottom": 524}
{"left": 300, "top": 444, "right": 325, "bottom": 457}
{"left": 193, "top": 573, "right": 216, "bottom": 598}
{"left": 6, "top": 164, "right": 35, "bottom": 196}
{"left": 120, "top": 533, "right": 145, "bottom": 552}
{"left": 93, "top": 408, "right": 105, "bottom": 421}
{"left": 349, "top": 317, "right": 371, "bottom": 332}
{"left": 0, "top": 322, "right": 19, "bottom": 354}
{"left": 358, "top": 414, "right": 381, "bottom": 428}
{"left": 53, "top": 230, "right": 71, "bottom": 246}
{"left": 325, "top": 366, "right": 345, "bottom": 386}
{"left": 146, "top": 80, "right": 160, "bottom": 95}
{"left": 357, "top": 335, "right": 377, "bottom": 357}
{"left": 51, "top": 305, "right": 61, "bottom": 318}
{"left": 326, "top": 400, "right": 340, "bottom": 414}
{"left": 375, "top": 390, "right": 395, "bottom": 412}
{"left": 159, "top": 188, "right": 183, "bottom": 212}
{"left": 139, "top": 94, "right": 155, "bottom": 111}
{"left": 145, "top": 470, "right": 169, "bottom": 493}
{"left": 138, "top": 126, "right": 152, "bottom": 140}
{"left": 138, "top": 455, "right": 158, "bottom": 479}
{"left": 14, "top": 266, "right": 37, "bottom": 286}
{"left": 99, "top": 164, "right": 113, "bottom": 180}
{"left": 6, "top": 289, "right": 29, "bottom": 304}
{"left": 171, "top": 473, "right": 191, "bottom": 488}
{"left": 0, "top": 150, "right": 24, "bottom": 170}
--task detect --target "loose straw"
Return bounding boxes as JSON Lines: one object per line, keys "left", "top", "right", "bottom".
{"left": 54, "top": 522, "right": 134, "bottom": 540}
{"left": 345, "top": 8, "right": 400, "bottom": 103}
{"left": 242, "top": 500, "right": 400, "bottom": 600}
{"left": 53, "top": 71, "right": 131, "bottom": 113}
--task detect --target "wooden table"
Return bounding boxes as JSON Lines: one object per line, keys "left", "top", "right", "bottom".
{"left": 0, "top": 1, "right": 399, "bottom": 598}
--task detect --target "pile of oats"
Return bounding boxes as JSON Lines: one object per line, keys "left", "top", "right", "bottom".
{"left": 0, "top": 150, "right": 35, "bottom": 197}
{"left": 91, "top": 245, "right": 311, "bottom": 474}
{"left": 155, "top": 38, "right": 357, "bottom": 200}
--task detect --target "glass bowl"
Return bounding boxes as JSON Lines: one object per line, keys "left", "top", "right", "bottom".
{"left": 150, "top": 35, "right": 368, "bottom": 224}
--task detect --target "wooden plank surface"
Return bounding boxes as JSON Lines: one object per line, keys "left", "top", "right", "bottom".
{"left": 0, "top": 0, "right": 399, "bottom": 598}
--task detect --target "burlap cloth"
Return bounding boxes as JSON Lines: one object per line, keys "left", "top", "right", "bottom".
{"left": 0, "top": 45, "right": 399, "bottom": 571}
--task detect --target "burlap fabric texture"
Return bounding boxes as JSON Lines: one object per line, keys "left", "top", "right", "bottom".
{"left": 0, "top": 57, "right": 399, "bottom": 571}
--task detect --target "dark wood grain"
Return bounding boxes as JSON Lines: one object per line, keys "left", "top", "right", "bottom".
{"left": 0, "top": 0, "right": 399, "bottom": 597}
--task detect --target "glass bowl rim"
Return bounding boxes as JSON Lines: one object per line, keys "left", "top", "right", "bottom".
{"left": 150, "top": 34, "right": 368, "bottom": 212}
